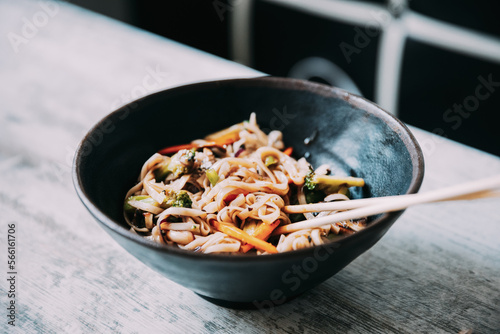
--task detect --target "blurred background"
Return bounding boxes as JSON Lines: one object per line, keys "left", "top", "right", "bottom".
{"left": 72, "top": 0, "right": 500, "bottom": 156}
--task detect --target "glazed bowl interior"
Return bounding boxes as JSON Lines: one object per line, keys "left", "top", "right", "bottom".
{"left": 73, "top": 77, "right": 424, "bottom": 305}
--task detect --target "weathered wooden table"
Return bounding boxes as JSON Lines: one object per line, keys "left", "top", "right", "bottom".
{"left": 1, "top": 1, "right": 499, "bottom": 333}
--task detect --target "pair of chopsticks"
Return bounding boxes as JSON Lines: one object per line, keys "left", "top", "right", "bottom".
{"left": 273, "top": 175, "right": 500, "bottom": 235}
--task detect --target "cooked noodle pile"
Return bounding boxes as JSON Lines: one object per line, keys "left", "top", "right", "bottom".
{"left": 124, "top": 113, "right": 366, "bottom": 254}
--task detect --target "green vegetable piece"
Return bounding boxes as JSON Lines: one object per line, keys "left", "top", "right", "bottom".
{"left": 314, "top": 175, "right": 364, "bottom": 188}
{"left": 289, "top": 213, "right": 305, "bottom": 223}
{"left": 305, "top": 189, "right": 326, "bottom": 204}
{"left": 304, "top": 169, "right": 364, "bottom": 194}
{"left": 124, "top": 195, "right": 158, "bottom": 213}
{"left": 154, "top": 161, "right": 189, "bottom": 182}
{"left": 168, "top": 163, "right": 189, "bottom": 179}
{"left": 338, "top": 186, "right": 350, "bottom": 197}
{"left": 172, "top": 191, "right": 192, "bottom": 208}
{"left": 326, "top": 233, "right": 343, "bottom": 241}
{"left": 154, "top": 164, "right": 171, "bottom": 181}
{"left": 264, "top": 155, "right": 278, "bottom": 167}
{"left": 206, "top": 168, "right": 219, "bottom": 186}
{"left": 162, "top": 190, "right": 192, "bottom": 208}
{"left": 167, "top": 216, "right": 183, "bottom": 223}
{"left": 155, "top": 149, "right": 197, "bottom": 182}
{"left": 304, "top": 169, "right": 317, "bottom": 191}
{"left": 185, "top": 148, "right": 196, "bottom": 162}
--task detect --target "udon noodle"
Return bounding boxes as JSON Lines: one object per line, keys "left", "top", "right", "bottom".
{"left": 124, "top": 113, "right": 366, "bottom": 254}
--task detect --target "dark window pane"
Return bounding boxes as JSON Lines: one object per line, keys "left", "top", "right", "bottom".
{"left": 409, "top": 0, "right": 500, "bottom": 37}
{"left": 253, "top": 1, "right": 380, "bottom": 99}
{"left": 399, "top": 39, "right": 500, "bottom": 156}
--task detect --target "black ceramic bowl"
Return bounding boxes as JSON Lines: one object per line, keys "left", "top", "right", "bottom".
{"left": 73, "top": 77, "right": 424, "bottom": 307}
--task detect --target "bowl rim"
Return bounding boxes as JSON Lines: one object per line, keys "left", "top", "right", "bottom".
{"left": 73, "top": 76, "right": 425, "bottom": 263}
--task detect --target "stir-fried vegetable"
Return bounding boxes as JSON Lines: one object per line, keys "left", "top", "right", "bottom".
{"left": 211, "top": 220, "right": 278, "bottom": 254}
{"left": 206, "top": 168, "right": 219, "bottom": 186}
{"left": 165, "top": 190, "right": 192, "bottom": 208}
{"left": 305, "top": 170, "right": 364, "bottom": 193}
{"left": 155, "top": 162, "right": 186, "bottom": 181}
{"left": 155, "top": 149, "right": 197, "bottom": 181}
{"left": 304, "top": 189, "right": 325, "bottom": 204}
{"left": 125, "top": 190, "right": 191, "bottom": 214}
{"left": 124, "top": 195, "right": 159, "bottom": 213}
{"left": 205, "top": 123, "right": 242, "bottom": 144}
{"left": 158, "top": 144, "right": 198, "bottom": 155}
{"left": 283, "top": 147, "right": 293, "bottom": 156}
{"left": 240, "top": 220, "right": 280, "bottom": 252}
{"left": 264, "top": 155, "right": 278, "bottom": 167}
{"left": 158, "top": 124, "right": 243, "bottom": 156}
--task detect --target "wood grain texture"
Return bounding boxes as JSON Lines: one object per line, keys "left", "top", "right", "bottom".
{"left": 1, "top": 1, "right": 499, "bottom": 333}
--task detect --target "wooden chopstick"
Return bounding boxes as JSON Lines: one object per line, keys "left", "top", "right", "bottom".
{"left": 284, "top": 190, "right": 500, "bottom": 214}
{"left": 285, "top": 195, "right": 400, "bottom": 214}
{"left": 274, "top": 175, "right": 500, "bottom": 235}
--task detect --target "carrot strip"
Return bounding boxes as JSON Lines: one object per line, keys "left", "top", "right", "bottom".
{"left": 158, "top": 123, "right": 243, "bottom": 156}
{"left": 158, "top": 132, "right": 239, "bottom": 156}
{"left": 158, "top": 143, "right": 198, "bottom": 155}
{"left": 205, "top": 123, "right": 242, "bottom": 142}
{"left": 224, "top": 194, "right": 238, "bottom": 203}
{"left": 211, "top": 220, "right": 278, "bottom": 254}
{"left": 241, "top": 220, "right": 280, "bottom": 253}
{"left": 158, "top": 141, "right": 228, "bottom": 155}
{"left": 211, "top": 131, "right": 240, "bottom": 146}
{"left": 283, "top": 147, "right": 293, "bottom": 156}
{"left": 240, "top": 244, "right": 254, "bottom": 253}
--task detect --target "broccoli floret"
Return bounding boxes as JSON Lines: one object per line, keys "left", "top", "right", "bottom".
{"left": 185, "top": 148, "right": 196, "bottom": 162}
{"left": 304, "top": 169, "right": 364, "bottom": 194}
{"left": 155, "top": 149, "right": 197, "bottom": 181}
{"left": 162, "top": 190, "right": 192, "bottom": 208}
{"left": 172, "top": 191, "right": 192, "bottom": 208}
{"left": 304, "top": 169, "right": 317, "bottom": 190}
{"left": 305, "top": 189, "right": 325, "bottom": 203}
{"left": 169, "top": 163, "right": 190, "bottom": 179}
{"left": 154, "top": 162, "right": 187, "bottom": 181}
